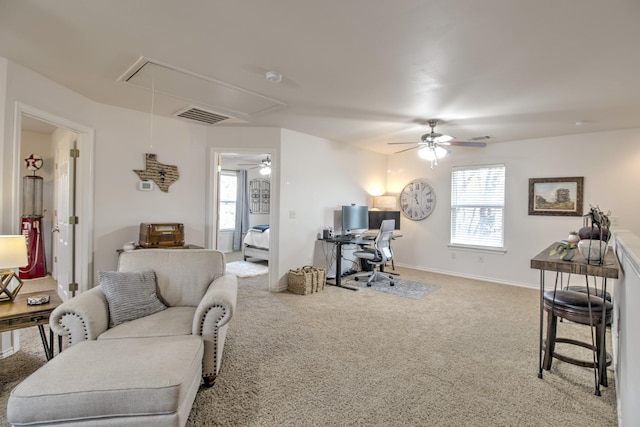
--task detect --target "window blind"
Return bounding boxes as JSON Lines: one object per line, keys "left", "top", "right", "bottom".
{"left": 451, "top": 164, "right": 505, "bottom": 249}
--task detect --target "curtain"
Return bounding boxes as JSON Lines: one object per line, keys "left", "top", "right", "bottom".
{"left": 233, "top": 170, "right": 250, "bottom": 251}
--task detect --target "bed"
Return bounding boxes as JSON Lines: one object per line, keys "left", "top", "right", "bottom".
{"left": 242, "top": 225, "right": 270, "bottom": 262}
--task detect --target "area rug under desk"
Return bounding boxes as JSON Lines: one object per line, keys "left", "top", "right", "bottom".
{"left": 226, "top": 261, "right": 268, "bottom": 278}
{"left": 344, "top": 277, "right": 439, "bottom": 299}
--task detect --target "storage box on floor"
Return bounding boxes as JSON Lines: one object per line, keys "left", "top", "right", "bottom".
{"left": 288, "top": 266, "right": 326, "bottom": 295}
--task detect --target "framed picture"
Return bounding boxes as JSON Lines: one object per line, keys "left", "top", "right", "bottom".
{"left": 528, "top": 177, "right": 584, "bottom": 216}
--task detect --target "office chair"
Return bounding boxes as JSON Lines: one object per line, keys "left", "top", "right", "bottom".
{"left": 353, "top": 219, "right": 396, "bottom": 286}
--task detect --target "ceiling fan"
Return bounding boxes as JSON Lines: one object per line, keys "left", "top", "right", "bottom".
{"left": 388, "top": 119, "right": 487, "bottom": 166}
{"left": 239, "top": 156, "right": 272, "bottom": 175}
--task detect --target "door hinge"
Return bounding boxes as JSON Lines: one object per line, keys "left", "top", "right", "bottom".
{"left": 70, "top": 148, "right": 80, "bottom": 158}
{"left": 68, "top": 282, "right": 78, "bottom": 292}
{"left": 69, "top": 216, "right": 79, "bottom": 224}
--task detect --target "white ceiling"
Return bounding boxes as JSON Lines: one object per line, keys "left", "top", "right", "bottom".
{"left": 2, "top": 0, "right": 639, "bottom": 155}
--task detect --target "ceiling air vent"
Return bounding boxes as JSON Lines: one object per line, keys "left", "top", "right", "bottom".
{"left": 470, "top": 135, "right": 492, "bottom": 141}
{"left": 174, "top": 106, "right": 232, "bottom": 125}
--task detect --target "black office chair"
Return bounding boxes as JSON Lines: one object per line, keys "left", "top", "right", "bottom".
{"left": 353, "top": 219, "right": 396, "bottom": 286}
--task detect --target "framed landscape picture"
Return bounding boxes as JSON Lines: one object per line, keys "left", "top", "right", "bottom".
{"left": 528, "top": 177, "right": 584, "bottom": 216}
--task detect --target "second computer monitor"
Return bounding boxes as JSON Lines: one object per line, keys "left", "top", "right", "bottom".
{"left": 368, "top": 210, "right": 401, "bottom": 230}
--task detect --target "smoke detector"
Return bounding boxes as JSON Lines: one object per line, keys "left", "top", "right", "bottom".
{"left": 265, "top": 71, "right": 283, "bottom": 83}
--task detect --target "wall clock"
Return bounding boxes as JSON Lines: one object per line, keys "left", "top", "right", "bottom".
{"left": 399, "top": 179, "right": 436, "bottom": 221}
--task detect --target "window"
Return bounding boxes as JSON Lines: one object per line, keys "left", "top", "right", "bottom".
{"left": 451, "top": 164, "right": 505, "bottom": 249}
{"left": 219, "top": 171, "right": 237, "bottom": 231}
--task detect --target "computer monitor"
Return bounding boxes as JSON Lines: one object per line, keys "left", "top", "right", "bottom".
{"left": 368, "top": 210, "right": 401, "bottom": 230}
{"left": 341, "top": 205, "right": 369, "bottom": 234}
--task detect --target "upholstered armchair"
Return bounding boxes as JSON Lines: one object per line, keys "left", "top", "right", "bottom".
{"left": 50, "top": 249, "right": 238, "bottom": 386}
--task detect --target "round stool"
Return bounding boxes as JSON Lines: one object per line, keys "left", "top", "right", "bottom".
{"left": 566, "top": 285, "right": 612, "bottom": 301}
{"left": 542, "top": 290, "right": 612, "bottom": 388}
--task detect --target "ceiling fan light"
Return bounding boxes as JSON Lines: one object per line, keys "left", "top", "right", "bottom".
{"left": 418, "top": 145, "right": 448, "bottom": 162}
{"left": 418, "top": 146, "right": 436, "bottom": 161}
{"left": 434, "top": 146, "right": 448, "bottom": 158}
{"left": 260, "top": 165, "right": 271, "bottom": 175}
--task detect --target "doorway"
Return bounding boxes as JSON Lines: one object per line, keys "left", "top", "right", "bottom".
{"left": 14, "top": 104, "right": 95, "bottom": 299}
{"left": 208, "top": 149, "right": 275, "bottom": 288}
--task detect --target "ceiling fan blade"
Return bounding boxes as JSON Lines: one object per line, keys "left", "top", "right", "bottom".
{"left": 394, "top": 145, "right": 421, "bottom": 154}
{"left": 388, "top": 141, "right": 419, "bottom": 145}
{"left": 445, "top": 140, "right": 487, "bottom": 148}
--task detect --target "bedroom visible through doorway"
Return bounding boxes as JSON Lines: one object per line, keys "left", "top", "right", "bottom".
{"left": 217, "top": 153, "right": 271, "bottom": 266}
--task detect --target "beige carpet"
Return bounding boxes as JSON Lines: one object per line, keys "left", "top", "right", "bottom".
{"left": 1, "top": 268, "right": 617, "bottom": 426}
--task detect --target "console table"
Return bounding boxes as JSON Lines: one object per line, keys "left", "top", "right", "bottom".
{"left": 530, "top": 242, "right": 619, "bottom": 395}
{"left": 0, "top": 289, "right": 62, "bottom": 360}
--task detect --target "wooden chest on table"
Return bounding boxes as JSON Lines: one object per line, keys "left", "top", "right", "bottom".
{"left": 138, "top": 223, "right": 185, "bottom": 248}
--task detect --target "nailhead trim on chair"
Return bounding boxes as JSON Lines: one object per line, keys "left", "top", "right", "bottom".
{"left": 198, "top": 304, "right": 228, "bottom": 383}
{"left": 57, "top": 312, "right": 90, "bottom": 346}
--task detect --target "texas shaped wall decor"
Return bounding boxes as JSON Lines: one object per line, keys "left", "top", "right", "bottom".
{"left": 133, "top": 153, "right": 179, "bottom": 192}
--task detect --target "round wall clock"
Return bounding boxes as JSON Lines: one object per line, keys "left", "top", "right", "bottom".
{"left": 399, "top": 179, "right": 436, "bottom": 221}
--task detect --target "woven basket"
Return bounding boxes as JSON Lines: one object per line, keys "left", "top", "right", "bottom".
{"left": 315, "top": 267, "right": 326, "bottom": 290}
{"left": 303, "top": 266, "right": 319, "bottom": 292}
{"left": 288, "top": 268, "right": 313, "bottom": 295}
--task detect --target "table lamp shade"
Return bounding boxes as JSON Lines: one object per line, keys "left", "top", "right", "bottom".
{"left": 372, "top": 195, "right": 397, "bottom": 210}
{"left": 0, "top": 235, "right": 29, "bottom": 269}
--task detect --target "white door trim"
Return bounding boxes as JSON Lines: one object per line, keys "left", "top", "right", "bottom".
{"left": 13, "top": 102, "right": 95, "bottom": 297}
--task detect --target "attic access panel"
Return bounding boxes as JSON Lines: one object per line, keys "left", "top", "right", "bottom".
{"left": 119, "top": 57, "right": 285, "bottom": 119}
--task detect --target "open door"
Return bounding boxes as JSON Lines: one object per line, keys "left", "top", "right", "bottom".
{"left": 52, "top": 131, "right": 78, "bottom": 298}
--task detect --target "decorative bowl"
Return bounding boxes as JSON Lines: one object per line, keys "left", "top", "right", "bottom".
{"left": 578, "top": 239, "right": 608, "bottom": 263}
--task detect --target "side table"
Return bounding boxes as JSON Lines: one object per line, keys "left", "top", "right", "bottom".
{"left": 531, "top": 242, "right": 619, "bottom": 395}
{"left": 0, "top": 289, "right": 62, "bottom": 360}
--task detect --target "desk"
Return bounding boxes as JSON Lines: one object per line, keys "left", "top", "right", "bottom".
{"left": 0, "top": 289, "right": 62, "bottom": 360}
{"left": 530, "top": 242, "right": 619, "bottom": 395}
{"left": 322, "top": 236, "right": 373, "bottom": 291}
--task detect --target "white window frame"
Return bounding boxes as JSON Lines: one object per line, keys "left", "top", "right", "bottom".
{"left": 450, "top": 164, "right": 506, "bottom": 251}
{"left": 219, "top": 170, "right": 237, "bottom": 232}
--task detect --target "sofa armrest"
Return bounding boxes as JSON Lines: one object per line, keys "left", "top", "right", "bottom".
{"left": 49, "top": 286, "right": 110, "bottom": 346}
{"left": 193, "top": 273, "right": 238, "bottom": 334}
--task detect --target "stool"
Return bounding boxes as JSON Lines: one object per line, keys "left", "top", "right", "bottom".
{"left": 7, "top": 336, "right": 203, "bottom": 426}
{"left": 542, "top": 290, "right": 612, "bottom": 391}
{"left": 566, "top": 285, "right": 612, "bottom": 301}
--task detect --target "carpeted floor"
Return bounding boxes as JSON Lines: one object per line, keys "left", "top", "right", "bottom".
{"left": 1, "top": 268, "right": 617, "bottom": 426}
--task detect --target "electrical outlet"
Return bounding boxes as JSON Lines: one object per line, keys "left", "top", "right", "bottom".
{"left": 451, "top": 252, "right": 456, "bottom": 260}
{"left": 610, "top": 216, "right": 620, "bottom": 227}
{"left": 289, "top": 210, "right": 296, "bottom": 219}
{"left": 478, "top": 255, "right": 484, "bottom": 263}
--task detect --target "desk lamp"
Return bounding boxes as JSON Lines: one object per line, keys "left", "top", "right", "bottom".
{"left": 0, "top": 235, "right": 29, "bottom": 302}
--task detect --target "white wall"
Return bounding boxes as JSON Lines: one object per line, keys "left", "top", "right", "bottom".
{"left": 91, "top": 105, "right": 208, "bottom": 274}
{"left": 387, "top": 128, "right": 640, "bottom": 288}
{"left": 278, "top": 129, "right": 388, "bottom": 291}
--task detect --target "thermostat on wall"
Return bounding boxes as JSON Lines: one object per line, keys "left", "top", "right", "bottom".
{"left": 138, "top": 180, "right": 154, "bottom": 191}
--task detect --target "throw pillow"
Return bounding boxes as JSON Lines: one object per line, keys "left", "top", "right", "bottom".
{"left": 98, "top": 270, "right": 167, "bottom": 327}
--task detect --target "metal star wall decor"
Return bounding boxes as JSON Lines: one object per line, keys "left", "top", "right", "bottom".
{"left": 133, "top": 153, "right": 179, "bottom": 192}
